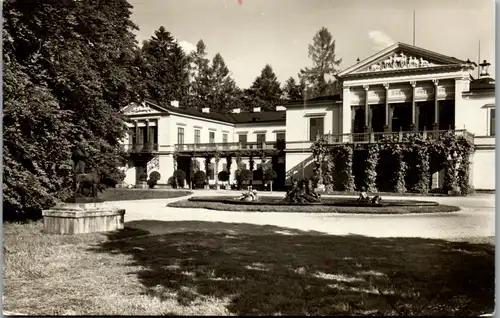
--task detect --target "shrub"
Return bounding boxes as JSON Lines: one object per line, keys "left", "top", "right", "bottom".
{"left": 139, "top": 172, "right": 148, "bottom": 182}
{"left": 263, "top": 169, "right": 278, "bottom": 183}
{"left": 236, "top": 169, "right": 253, "bottom": 189}
{"left": 172, "top": 169, "right": 186, "bottom": 188}
{"left": 148, "top": 171, "right": 161, "bottom": 188}
{"left": 194, "top": 171, "right": 206, "bottom": 189}
{"left": 218, "top": 170, "right": 229, "bottom": 182}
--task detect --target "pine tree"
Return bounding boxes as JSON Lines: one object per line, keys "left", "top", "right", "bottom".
{"left": 282, "top": 77, "right": 303, "bottom": 101}
{"left": 141, "top": 26, "right": 190, "bottom": 106}
{"left": 248, "top": 64, "right": 282, "bottom": 111}
{"left": 299, "top": 27, "right": 342, "bottom": 98}
{"left": 208, "top": 53, "right": 239, "bottom": 112}
{"left": 188, "top": 39, "right": 212, "bottom": 109}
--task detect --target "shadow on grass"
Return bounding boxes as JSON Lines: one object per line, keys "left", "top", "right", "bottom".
{"left": 90, "top": 220, "right": 494, "bottom": 316}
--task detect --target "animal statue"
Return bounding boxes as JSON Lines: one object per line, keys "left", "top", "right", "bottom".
{"left": 75, "top": 168, "right": 102, "bottom": 198}
{"left": 383, "top": 56, "right": 393, "bottom": 69}
{"left": 370, "top": 64, "right": 382, "bottom": 71}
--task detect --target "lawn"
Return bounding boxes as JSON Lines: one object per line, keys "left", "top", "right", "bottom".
{"left": 3, "top": 220, "right": 494, "bottom": 316}
{"left": 97, "top": 188, "right": 192, "bottom": 201}
{"left": 167, "top": 196, "right": 460, "bottom": 214}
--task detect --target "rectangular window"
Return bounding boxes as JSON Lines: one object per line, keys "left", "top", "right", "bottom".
{"left": 276, "top": 132, "right": 286, "bottom": 142}
{"left": 177, "top": 127, "right": 184, "bottom": 145}
{"left": 194, "top": 129, "right": 201, "bottom": 144}
{"left": 238, "top": 134, "right": 247, "bottom": 148}
{"left": 209, "top": 131, "right": 215, "bottom": 144}
{"left": 490, "top": 109, "right": 495, "bottom": 136}
{"left": 257, "top": 133, "right": 266, "bottom": 149}
{"left": 309, "top": 117, "right": 324, "bottom": 141}
{"left": 222, "top": 133, "right": 228, "bottom": 143}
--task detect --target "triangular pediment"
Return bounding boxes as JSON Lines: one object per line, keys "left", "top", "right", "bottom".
{"left": 338, "top": 42, "right": 468, "bottom": 77}
{"left": 121, "top": 100, "right": 168, "bottom": 116}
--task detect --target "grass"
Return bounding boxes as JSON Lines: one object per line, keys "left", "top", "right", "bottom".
{"left": 3, "top": 220, "right": 494, "bottom": 316}
{"left": 167, "top": 196, "right": 460, "bottom": 214}
{"left": 97, "top": 188, "right": 192, "bottom": 201}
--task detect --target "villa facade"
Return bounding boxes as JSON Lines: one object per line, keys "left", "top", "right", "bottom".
{"left": 121, "top": 42, "right": 495, "bottom": 191}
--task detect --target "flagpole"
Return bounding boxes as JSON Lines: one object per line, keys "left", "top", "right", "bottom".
{"left": 478, "top": 40, "right": 481, "bottom": 78}
{"left": 413, "top": 10, "right": 416, "bottom": 46}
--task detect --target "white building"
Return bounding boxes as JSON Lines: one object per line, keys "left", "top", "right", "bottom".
{"left": 121, "top": 42, "right": 495, "bottom": 191}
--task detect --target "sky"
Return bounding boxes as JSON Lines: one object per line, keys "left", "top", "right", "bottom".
{"left": 129, "top": 0, "right": 495, "bottom": 89}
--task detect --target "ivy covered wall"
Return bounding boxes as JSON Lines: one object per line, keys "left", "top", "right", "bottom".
{"left": 310, "top": 131, "right": 474, "bottom": 195}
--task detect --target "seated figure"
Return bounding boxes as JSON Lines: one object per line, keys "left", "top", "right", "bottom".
{"left": 235, "top": 189, "right": 258, "bottom": 202}
{"left": 357, "top": 187, "right": 371, "bottom": 203}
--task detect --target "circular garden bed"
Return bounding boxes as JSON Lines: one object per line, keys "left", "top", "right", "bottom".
{"left": 167, "top": 196, "right": 460, "bottom": 214}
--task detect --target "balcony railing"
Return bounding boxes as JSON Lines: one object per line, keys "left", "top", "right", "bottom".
{"left": 175, "top": 141, "right": 284, "bottom": 152}
{"left": 124, "top": 143, "right": 159, "bottom": 153}
{"left": 321, "top": 129, "right": 474, "bottom": 144}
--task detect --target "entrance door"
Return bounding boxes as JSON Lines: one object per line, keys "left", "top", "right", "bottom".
{"left": 135, "top": 161, "right": 147, "bottom": 184}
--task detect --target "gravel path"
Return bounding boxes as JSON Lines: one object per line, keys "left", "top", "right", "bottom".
{"left": 107, "top": 191, "right": 495, "bottom": 241}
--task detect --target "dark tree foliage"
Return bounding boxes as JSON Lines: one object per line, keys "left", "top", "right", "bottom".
{"left": 188, "top": 40, "right": 212, "bottom": 109}
{"left": 3, "top": 0, "right": 141, "bottom": 219}
{"left": 207, "top": 53, "right": 240, "bottom": 112}
{"left": 141, "top": 26, "right": 190, "bottom": 106}
{"left": 282, "top": 77, "right": 304, "bottom": 101}
{"left": 248, "top": 64, "right": 282, "bottom": 111}
{"left": 299, "top": 27, "right": 342, "bottom": 98}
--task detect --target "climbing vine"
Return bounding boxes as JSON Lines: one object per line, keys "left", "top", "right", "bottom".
{"left": 311, "top": 131, "right": 475, "bottom": 195}
{"left": 365, "top": 145, "right": 379, "bottom": 193}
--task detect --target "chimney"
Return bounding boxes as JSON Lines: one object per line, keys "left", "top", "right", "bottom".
{"left": 202, "top": 107, "right": 210, "bottom": 113}
{"left": 170, "top": 100, "right": 179, "bottom": 108}
{"left": 276, "top": 105, "right": 286, "bottom": 111}
{"left": 253, "top": 107, "right": 261, "bottom": 112}
{"left": 231, "top": 108, "right": 241, "bottom": 113}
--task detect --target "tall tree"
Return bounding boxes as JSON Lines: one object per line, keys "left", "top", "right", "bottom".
{"left": 299, "top": 27, "right": 342, "bottom": 98}
{"left": 188, "top": 39, "right": 212, "bottom": 109}
{"left": 207, "top": 53, "right": 239, "bottom": 112}
{"left": 282, "top": 76, "right": 303, "bottom": 101}
{"left": 3, "top": 0, "right": 141, "bottom": 219}
{"left": 141, "top": 26, "right": 190, "bottom": 106}
{"left": 248, "top": 64, "right": 282, "bottom": 111}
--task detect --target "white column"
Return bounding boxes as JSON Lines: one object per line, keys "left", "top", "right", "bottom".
{"left": 410, "top": 81, "right": 417, "bottom": 131}
{"left": 383, "top": 83, "right": 390, "bottom": 132}
{"left": 432, "top": 79, "right": 439, "bottom": 130}
{"left": 342, "top": 85, "right": 352, "bottom": 135}
{"left": 363, "top": 84, "right": 370, "bottom": 132}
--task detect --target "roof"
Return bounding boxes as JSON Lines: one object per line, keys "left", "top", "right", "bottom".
{"left": 284, "top": 94, "right": 342, "bottom": 108}
{"left": 143, "top": 98, "right": 286, "bottom": 124}
{"left": 469, "top": 77, "right": 495, "bottom": 91}
{"left": 337, "top": 42, "right": 469, "bottom": 78}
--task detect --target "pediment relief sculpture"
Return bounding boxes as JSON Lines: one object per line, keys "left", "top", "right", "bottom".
{"left": 366, "top": 52, "right": 438, "bottom": 72}
{"left": 124, "top": 102, "right": 157, "bottom": 115}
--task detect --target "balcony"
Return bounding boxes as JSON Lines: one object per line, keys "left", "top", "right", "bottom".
{"left": 321, "top": 129, "right": 474, "bottom": 144}
{"left": 124, "top": 143, "right": 159, "bottom": 153}
{"left": 175, "top": 141, "right": 284, "bottom": 153}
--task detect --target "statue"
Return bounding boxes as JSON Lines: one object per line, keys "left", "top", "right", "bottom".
{"left": 70, "top": 134, "right": 102, "bottom": 200}
{"left": 235, "top": 188, "right": 259, "bottom": 202}
{"left": 72, "top": 134, "right": 87, "bottom": 175}
{"left": 283, "top": 178, "right": 321, "bottom": 204}
{"left": 357, "top": 187, "right": 382, "bottom": 204}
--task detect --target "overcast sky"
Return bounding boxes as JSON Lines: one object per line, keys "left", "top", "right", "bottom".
{"left": 129, "top": 0, "right": 495, "bottom": 89}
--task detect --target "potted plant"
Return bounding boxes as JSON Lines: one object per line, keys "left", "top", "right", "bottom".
{"left": 194, "top": 171, "right": 206, "bottom": 189}
{"left": 172, "top": 169, "right": 186, "bottom": 189}
{"left": 263, "top": 169, "right": 278, "bottom": 192}
{"left": 147, "top": 171, "right": 161, "bottom": 189}
{"left": 218, "top": 170, "right": 230, "bottom": 190}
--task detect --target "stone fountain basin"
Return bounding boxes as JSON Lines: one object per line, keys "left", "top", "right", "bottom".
{"left": 188, "top": 196, "right": 438, "bottom": 207}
